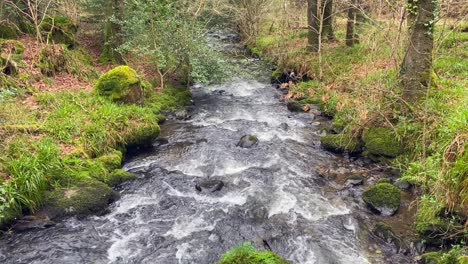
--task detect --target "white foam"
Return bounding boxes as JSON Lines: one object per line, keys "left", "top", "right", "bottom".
{"left": 164, "top": 215, "right": 217, "bottom": 240}
{"left": 107, "top": 229, "right": 144, "bottom": 262}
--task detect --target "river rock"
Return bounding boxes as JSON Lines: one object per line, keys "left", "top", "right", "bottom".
{"left": 12, "top": 215, "right": 56, "bottom": 232}
{"left": 175, "top": 109, "right": 191, "bottom": 120}
{"left": 362, "top": 183, "right": 401, "bottom": 216}
{"left": 394, "top": 179, "right": 411, "bottom": 191}
{"left": 195, "top": 180, "right": 225, "bottom": 193}
{"left": 346, "top": 175, "right": 365, "bottom": 187}
{"left": 373, "top": 222, "right": 409, "bottom": 254}
{"left": 237, "top": 135, "right": 258, "bottom": 148}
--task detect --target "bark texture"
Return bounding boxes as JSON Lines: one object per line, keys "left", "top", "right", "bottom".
{"left": 307, "top": 0, "right": 319, "bottom": 52}
{"left": 401, "top": 0, "right": 435, "bottom": 103}
{"left": 322, "top": 0, "right": 334, "bottom": 40}
{"left": 346, "top": 0, "right": 359, "bottom": 46}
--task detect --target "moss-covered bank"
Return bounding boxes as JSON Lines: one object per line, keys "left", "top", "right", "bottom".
{"left": 0, "top": 64, "right": 191, "bottom": 227}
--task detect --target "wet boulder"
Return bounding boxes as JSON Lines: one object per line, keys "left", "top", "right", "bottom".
{"left": 237, "top": 135, "right": 258, "bottom": 148}
{"left": 174, "top": 109, "right": 191, "bottom": 120}
{"left": 286, "top": 101, "right": 303, "bottom": 112}
{"left": 362, "top": 127, "right": 404, "bottom": 158}
{"left": 320, "top": 134, "right": 362, "bottom": 154}
{"left": 346, "top": 174, "right": 365, "bottom": 187}
{"left": 362, "top": 183, "right": 401, "bottom": 216}
{"left": 394, "top": 179, "right": 412, "bottom": 191}
{"left": 373, "top": 222, "right": 408, "bottom": 254}
{"left": 42, "top": 179, "right": 118, "bottom": 219}
{"left": 12, "top": 215, "right": 56, "bottom": 232}
{"left": 195, "top": 179, "right": 225, "bottom": 193}
{"left": 94, "top": 66, "right": 150, "bottom": 105}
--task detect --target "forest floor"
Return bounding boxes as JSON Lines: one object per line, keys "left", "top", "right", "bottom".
{"left": 249, "top": 17, "right": 467, "bottom": 259}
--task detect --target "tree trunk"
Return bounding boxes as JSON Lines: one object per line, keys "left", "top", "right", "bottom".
{"left": 99, "top": 0, "right": 124, "bottom": 64}
{"left": 322, "top": 0, "right": 334, "bottom": 41}
{"left": 346, "top": 0, "right": 359, "bottom": 46}
{"left": 400, "top": 0, "right": 435, "bottom": 103}
{"left": 307, "top": 0, "right": 319, "bottom": 52}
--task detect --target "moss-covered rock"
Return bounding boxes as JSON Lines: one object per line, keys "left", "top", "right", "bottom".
{"left": 362, "top": 127, "right": 404, "bottom": 158}
{"left": 362, "top": 183, "right": 401, "bottom": 216}
{"left": 96, "top": 150, "right": 123, "bottom": 171}
{"left": 287, "top": 101, "right": 303, "bottom": 112}
{"left": 217, "top": 242, "right": 289, "bottom": 264}
{"left": 43, "top": 179, "right": 117, "bottom": 219}
{"left": 373, "top": 222, "right": 407, "bottom": 253}
{"left": 320, "top": 134, "right": 362, "bottom": 153}
{"left": 377, "top": 178, "right": 391, "bottom": 184}
{"left": 36, "top": 44, "right": 68, "bottom": 76}
{"left": 0, "top": 39, "right": 25, "bottom": 76}
{"left": 40, "top": 16, "right": 78, "bottom": 48}
{"left": 106, "top": 169, "right": 136, "bottom": 186}
{"left": 0, "top": 24, "right": 19, "bottom": 39}
{"left": 94, "top": 66, "right": 150, "bottom": 105}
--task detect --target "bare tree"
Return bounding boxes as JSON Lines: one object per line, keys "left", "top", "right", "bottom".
{"left": 346, "top": 0, "right": 359, "bottom": 47}
{"left": 4, "top": 0, "right": 53, "bottom": 43}
{"left": 307, "top": 0, "right": 319, "bottom": 52}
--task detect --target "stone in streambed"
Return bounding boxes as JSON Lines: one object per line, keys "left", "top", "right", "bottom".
{"left": 320, "top": 134, "right": 362, "bottom": 154}
{"left": 237, "top": 135, "right": 258, "bottom": 148}
{"left": 12, "top": 215, "right": 56, "bottom": 232}
{"left": 362, "top": 183, "right": 401, "bottom": 216}
{"left": 42, "top": 179, "right": 118, "bottom": 219}
{"left": 346, "top": 174, "right": 365, "bottom": 187}
{"left": 195, "top": 180, "right": 225, "bottom": 193}
{"left": 372, "top": 222, "right": 409, "bottom": 254}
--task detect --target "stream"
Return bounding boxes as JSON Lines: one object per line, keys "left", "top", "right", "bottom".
{"left": 0, "top": 32, "right": 415, "bottom": 264}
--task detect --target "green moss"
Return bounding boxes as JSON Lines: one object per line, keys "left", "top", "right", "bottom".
{"left": 249, "top": 135, "right": 258, "bottom": 142}
{"left": 331, "top": 119, "right": 345, "bottom": 133}
{"left": 106, "top": 169, "right": 136, "bottom": 186}
{"left": 40, "top": 16, "right": 78, "bottom": 48}
{"left": 286, "top": 101, "right": 303, "bottom": 112}
{"left": 217, "top": 243, "right": 289, "bottom": 264}
{"left": 94, "top": 66, "right": 149, "bottom": 104}
{"left": 362, "top": 183, "right": 401, "bottom": 215}
{"left": 320, "top": 134, "right": 362, "bottom": 153}
{"left": 96, "top": 150, "right": 123, "bottom": 171}
{"left": 0, "top": 24, "right": 19, "bottom": 39}
{"left": 421, "top": 252, "right": 443, "bottom": 264}
{"left": 43, "top": 179, "right": 116, "bottom": 218}
{"left": 377, "top": 178, "right": 391, "bottom": 184}
{"left": 0, "top": 39, "right": 25, "bottom": 55}
{"left": 362, "top": 127, "right": 403, "bottom": 158}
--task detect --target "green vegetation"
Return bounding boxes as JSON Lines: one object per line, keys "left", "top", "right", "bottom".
{"left": 0, "top": 23, "right": 19, "bottom": 39}
{"left": 217, "top": 243, "right": 289, "bottom": 264}
{"left": 362, "top": 127, "right": 404, "bottom": 158}
{"left": 0, "top": 68, "right": 191, "bottom": 225}
{"left": 320, "top": 133, "right": 362, "bottom": 153}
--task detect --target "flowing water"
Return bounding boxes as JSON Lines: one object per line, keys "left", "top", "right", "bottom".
{"left": 0, "top": 32, "right": 414, "bottom": 264}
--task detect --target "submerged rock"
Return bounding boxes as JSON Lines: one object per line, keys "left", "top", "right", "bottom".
{"left": 286, "top": 101, "right": 303, "bottom": 112}
{"left": 195, "top": 180, "right": 225, "bottom": 193}
{"left": 12, "top": 215, "right": 56, "bottom": 232}
{"left": 42, "top": 179, "right": 117, "bottom": 219}
{"left": 373, "top": 222, "right": 408, "bottom": 254}
{"left": 362, "top": 183, "right": 401, "bottom": 216}
{"left": 237, "top": 135, "right": 259, "bottom": 148}
{"left": 346, "top": 174, "right": 365, "bottom": 187}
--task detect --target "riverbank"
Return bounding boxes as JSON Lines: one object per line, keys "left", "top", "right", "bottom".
{"left": 248, "top": 17, "right": 467, "bottom": 261}
{"left": 0, "top": 33, "right": 191, "bottom": 228}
